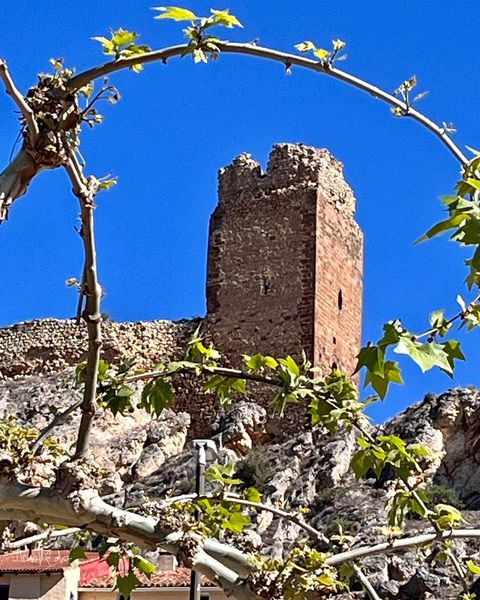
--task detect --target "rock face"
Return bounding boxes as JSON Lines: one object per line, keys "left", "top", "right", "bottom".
{"left": 2, "top": 350, "right": 480, "bottom": 598}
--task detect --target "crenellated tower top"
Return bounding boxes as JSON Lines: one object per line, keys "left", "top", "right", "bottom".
{"left": 218, "top": 143, "right": 356, "bottom": 216}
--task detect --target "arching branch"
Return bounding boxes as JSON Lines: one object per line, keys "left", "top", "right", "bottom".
{"left": 67, "top": 42, "right": 468, "bottom": 166}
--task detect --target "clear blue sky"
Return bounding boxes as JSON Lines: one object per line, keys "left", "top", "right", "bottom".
{"left": 0, "top": 1, "right": 479, "bottom": 421}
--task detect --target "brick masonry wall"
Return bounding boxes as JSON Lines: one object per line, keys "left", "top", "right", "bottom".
{"left": 207, "top": 143, "right": 363, "bottom": 376}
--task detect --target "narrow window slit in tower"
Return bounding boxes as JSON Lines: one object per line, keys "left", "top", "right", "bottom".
{"left": 337, "top": 289, "right": 343, "bottom": 310}
{"left": 261, "top": 276, "right": 272, "bottom": 295}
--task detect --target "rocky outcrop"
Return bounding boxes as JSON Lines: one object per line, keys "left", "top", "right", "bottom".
{"left": 2, "top": 332, "right": 480, "bottom": 597}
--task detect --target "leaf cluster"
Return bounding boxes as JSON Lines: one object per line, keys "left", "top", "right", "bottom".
{"left": 247, "top": 548, "right": 345, "bottom": 600}
{"left": 355, "top": 318, "right": 464, "bottom": 400}
{"left": 391, "top": 75, "right": 428, "bottom": 115}
{"left": 294, "top": 39, "right": 347, "bottom": 66}
{"left": 351, "top": 435, "right": 429, "bottom": 481}
{"left": 153, "top": 6, "right": 242, "bottom": 63}
{"left": 92, "top": 29, "right": 152, "bottom": 72}
{"left": 419, "top": 152, "right": 480, "bottom": 290}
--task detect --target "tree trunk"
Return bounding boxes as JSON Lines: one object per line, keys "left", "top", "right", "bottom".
{"left": 0, "top": 146, "right": 41, "bottom": 223}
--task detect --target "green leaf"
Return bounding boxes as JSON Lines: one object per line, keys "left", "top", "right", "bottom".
{"left": 133, "top": 555, "right": 157, "bottom": 577}
{"left": 244, "top": 487, "right": 262, "bottom": 503}
{"left": 210, "top": 9, "right": 243, "bottom": 28}
{"left": 394, "top": 337, "right": 453, "bottom": 373}
{"left": 244, "top": 353, "right": 278, "bottom": 371}
{"left": 116, "top": 572, "right": 141, "bottom": 599}
{"left": 364, "top": 361, "right": 403, "bottom": 399}
{"left": 221, "top": 511, "right": 250, "bottom": 533}
{"left": 442, "top": 340, "right": 465, "bottom": 372}
{"left": 153, "top": 6, "right": 198, "bottom": 21}
{"left": 378, "top": 320, "right": 404, "bottom": 349}
{"left": 350, "top": 448, "right": 372, "bottom": 480}
{"left": 466, "top": 560, "right": 480, "bottom": 575}
{"left": 354, "top": 345, "right": 385, "bottom": 376}
{"left": 206, "top": 463, "right": 242, "bottom": 486}
{"left": 92, "top": 36, "right": 116, "bottom": 55}
{"left": 141, "top": 379, "right": 175, "bottom": 416}
{"left": 111, "top": 29, "right": 138, "bottom": 48}
{"left": 466, "top": 177, "right": 480, "bottom": 191}
{"left": 278, "top": 355, "right": 300, "bottom": 377}
{"left": 416, "top": 214, "right": 466, "bottom": 243}
{"left": 69, "top": 546, "right": 86, "bottom": 562}
{"left": 313, "top": 48, "right": 330, "bottom": 60}
{"left": 431, "top": 503, "right": 465, "bottom": 530}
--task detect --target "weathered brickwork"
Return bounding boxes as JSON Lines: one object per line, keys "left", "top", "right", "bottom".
{"left": 0, "top": 143, "right": 363, "bottom": 438}
{"left": 207, "top": 143, "right": 363, "bottom": 376}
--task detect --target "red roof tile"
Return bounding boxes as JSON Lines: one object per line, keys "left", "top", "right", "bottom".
{"left": 0, "top": 550, "right": 216, "bottom": 589}
{"left": 0, "top": 550, "right": 97, "bottom": 573}
{"left": 81, "top": 567, "right": 216, "bottom": 589}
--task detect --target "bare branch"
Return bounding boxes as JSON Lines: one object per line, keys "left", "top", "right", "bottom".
{"left": 31, "top": 398, "right": 83, "bottom": 455}
{"left": 0, "top": 148, "right": 41, "bottom": 222}
{"left": 351, "top": 563, "right": 382, "bottom": 600}
{"left": 0, "top": 59, "right": 39, "bottom": 146}
{"left": 64, "top": 156, "right": 102, "bottom": 459}
{"left": 125, "top": 365, "right": 281, "bottom": 387}
{"left": 157, "top": 492, "right": 328, "bottom": 544}
{"left": 5, "top": 526, "right": 80, "bottom": 550}
{"left": 66, "top": 43, "right": 468, "bottom": 166}
{"left": 326, "top": 529, "right": 480, "bottom": 567}
{"left": 0, "top": 478, "right": 259, "bottom": 600}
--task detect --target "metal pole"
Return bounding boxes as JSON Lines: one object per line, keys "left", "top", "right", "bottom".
{"left": 189, "top": 440, "right": 217, "bottom": 600}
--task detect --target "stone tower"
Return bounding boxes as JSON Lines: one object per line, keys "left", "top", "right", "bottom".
{"left": 206, "top": 143, "right": 363, "bottom": 376}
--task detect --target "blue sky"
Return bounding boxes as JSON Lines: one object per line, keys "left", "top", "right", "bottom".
{"left": 0, "top": 1, "right": 479, "bottom": 421}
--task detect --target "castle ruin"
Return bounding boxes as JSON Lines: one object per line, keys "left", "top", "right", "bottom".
{"left": 0, "top": 143, "right": 363, "bottom": 435}
{"left": 207, "top": 143, "right": 363, "bottom": 375}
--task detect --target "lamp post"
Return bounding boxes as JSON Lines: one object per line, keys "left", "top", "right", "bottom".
{"left": 189, "top": 439, "right": 218, "bottom": 600}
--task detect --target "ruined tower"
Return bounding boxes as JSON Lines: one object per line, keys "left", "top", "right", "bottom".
{"left": 206, "top": 143, "right": 363, "bottom": 376}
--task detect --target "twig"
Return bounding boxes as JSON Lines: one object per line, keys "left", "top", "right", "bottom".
{"left": 124, "top": 365, "right": 281, "bottom": 387}
{"left": 157, "top": 492, "right": 327, "bottom": 543}
{"left": 64, "top": 155, "right": 102, "bottom": 459}
{"left": 66, "top": 43, "right": 468, "bottom": 166}
{"left": 0, "top": 59, "right": 39, "bottom": 146}
{"left": 5, "top": 526, "right": 80, "bottom": 550}
{"left": 31, "top": 398, "right": 83, "bottom": 455}
{"left": 76, "top": 264, "right": 87, "bottom": 325}
{"left": 351, "top": 563, "right": 382, "bottom": 600}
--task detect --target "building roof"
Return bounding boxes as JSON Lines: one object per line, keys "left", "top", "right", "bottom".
{"left": 0, "top": 550, "right": 96, "bottom": 573}
{"left": 80, "top": 566, "right": 216, "bottom": 589}
{"left": 0, "top": 550, "right": 216, "bottom": 589}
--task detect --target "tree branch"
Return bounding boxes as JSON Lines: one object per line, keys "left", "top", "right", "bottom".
{"left": 64, "top": 156, "right": 102, "bottom": 459}
{"left": 326, "top": 529, "right": 480, "bottom": 567}
{"left": 31, "top": 398, "right": 83, "bottom": 456}
{"left": 66, "top": 42, "right": 468, "bottom": 166}
{"left": 125, "top": 365, "right": 281, "bottom": 387}
{"left": 0, "top": 59, "right": 39, "bottom": 146}
{"left": 157, "top": 492, "right": 328, "bottom": 543}
{"left": 351, "top": 563, "right": 382, "bottom": 600}
{"left": 0, "top": 147, "right": 41, "bottom": 222}
{"left": 0, "top": 478, "right": 260, "bottom": 600}
{"left": 5, "top": 526, "right": 81, "bottom": 550}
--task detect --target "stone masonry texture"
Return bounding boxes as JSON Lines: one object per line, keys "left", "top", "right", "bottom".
{"left": 0, "top": 143, "right": 363, "bottom": 437}
{"left": 206, "top": 143, "right": 363, "bottom": 375}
